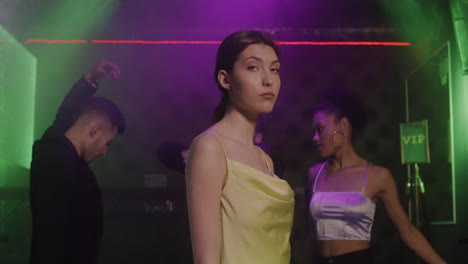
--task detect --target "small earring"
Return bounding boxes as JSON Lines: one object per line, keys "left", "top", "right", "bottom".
{"left": 331, "top": 130, "right": 344, "bottom": 147}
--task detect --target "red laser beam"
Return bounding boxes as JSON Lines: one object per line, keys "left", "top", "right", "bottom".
{"left": 24, "top": 39, "right": 88, "bottom": 44}
{"left": 91, "top": 40, "right": 221, "bottom": 44}
{"left": 276, "top": 41, "right": 411, "bottom": 46}
{"left": 23, "top": 39, "right": 411, "bottom": 46}
{"left": 92, "top": 40, "right": 410, "bottom": 46}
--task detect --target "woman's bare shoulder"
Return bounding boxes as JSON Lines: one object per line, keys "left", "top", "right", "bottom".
{"left": 367, "top": 163, "right": 392, "bottom": 180}
{"left": 188, "top": 129, "right": 225, "bottom": 164}
{"left": 191, "top": 129, "right": 222, "bottom": 150}
{"left": 366, "top": 163, "right": 395, "bottom": 195}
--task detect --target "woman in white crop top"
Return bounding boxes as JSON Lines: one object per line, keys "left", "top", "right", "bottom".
{"left": 304, "top": 87, "right": 446, "bottom": 264}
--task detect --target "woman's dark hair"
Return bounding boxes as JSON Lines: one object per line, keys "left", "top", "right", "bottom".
{"left": 211, "top": 30, "right": 280, "bottom": 124}
{"left": 314, "top": 87, "right": 366, "bottom": 140}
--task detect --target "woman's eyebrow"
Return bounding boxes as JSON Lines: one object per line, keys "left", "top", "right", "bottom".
{"left": 242, "top": 56, "right": 262, "bottom": 63}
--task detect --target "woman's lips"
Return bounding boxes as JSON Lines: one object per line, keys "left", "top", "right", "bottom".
{"left": 260, "top": 92, "right": 275, "bottom": 100}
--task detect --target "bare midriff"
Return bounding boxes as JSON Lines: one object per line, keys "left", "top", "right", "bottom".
{"left": 319, "top": 240, "right": 370, "bottom": 257}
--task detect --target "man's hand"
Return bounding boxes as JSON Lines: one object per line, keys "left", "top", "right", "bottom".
{"left": 84, "top": 60, "right": 120, "bottom": 86}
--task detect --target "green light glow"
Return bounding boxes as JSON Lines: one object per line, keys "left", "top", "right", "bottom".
{"left": 464, "top": 76, "right": 468, "bottom": 117}
{"left": 447, "top": 42, "right": 456, "bottom": 224}
{"left": 0, "top": 25, "right": 36, "bottom": 186}
{"left": 460, "top": 75, "right": 468, "bottom": 147}
{"left": 379, "top": 0, "right": 446, "bottom": 45}
{"left": 449, "top": 41, "right": 468, "bottom": 224}
{"left": 31, "top": 0, "right": 119, "bottom": 40}
{"left": 29, "top": 0, "right": 119, "bottom": 140}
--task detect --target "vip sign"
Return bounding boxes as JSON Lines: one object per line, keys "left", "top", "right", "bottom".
{"left": 400, "top": 120, "right": 430, "bottom": 164}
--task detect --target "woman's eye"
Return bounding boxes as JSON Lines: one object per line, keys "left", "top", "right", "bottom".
{"left": 271, "top": 68, "right": 280, "bottom": 73}
{"left": 247, "top": 65, "right": 258, "bottom": 71}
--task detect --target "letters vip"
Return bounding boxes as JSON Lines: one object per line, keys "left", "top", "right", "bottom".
{"left": 402, "top": 135, "right": 426, "bottom": 144}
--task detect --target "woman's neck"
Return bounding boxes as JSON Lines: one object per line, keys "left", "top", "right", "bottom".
{"left": 214, "top": 107, "right": 257, "bottom": 147}
{"left": 328, "top": 144, "right": 365, "bottom": 170}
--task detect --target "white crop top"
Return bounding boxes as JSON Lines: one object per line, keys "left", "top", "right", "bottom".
{"left": 309, "top": 161, "right": 376, "bottom": 240}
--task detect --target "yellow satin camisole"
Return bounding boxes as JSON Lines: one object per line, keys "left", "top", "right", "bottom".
{"left": 213, "top": 133, "right": 295, "bottom": 264}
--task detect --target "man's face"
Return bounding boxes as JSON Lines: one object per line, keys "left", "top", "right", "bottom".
{"left": 83, "top": 125, "right": 117, "bottom": 163}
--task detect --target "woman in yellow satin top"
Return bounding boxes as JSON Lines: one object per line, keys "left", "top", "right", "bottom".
{"left": 185, "top": 31, "right": 295, "bottom": 264}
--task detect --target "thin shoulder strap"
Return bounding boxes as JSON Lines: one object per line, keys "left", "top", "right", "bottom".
{"left": 361, "top": 162, "right": 370, "bottom": 193}
{"left": 313, "top": 161, "right": 329, "bottom": 192}
{"left": 211, "top": 131, "right": 228, "bottom": 159}
{"left": 256, "top": 146, "right": 272, "bottom": 174}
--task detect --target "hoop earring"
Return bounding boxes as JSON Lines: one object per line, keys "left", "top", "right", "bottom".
{"left": 331, "top": 130, "right": 344, "bottom": 147}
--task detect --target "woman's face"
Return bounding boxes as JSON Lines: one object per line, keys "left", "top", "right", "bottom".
{"left": 226, "top": 43, "right": 280, "bottom": 115}
{"left": 312, "top": 111, "right": 342, "bottom": 158}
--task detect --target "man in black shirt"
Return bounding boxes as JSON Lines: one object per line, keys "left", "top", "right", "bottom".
{"left": 29, "top": 60, "right": 125, "bottom": 264}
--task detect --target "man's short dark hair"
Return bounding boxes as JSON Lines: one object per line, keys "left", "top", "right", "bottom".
{"left": 79, "top": 97, "right": 126, "bottom": 134}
